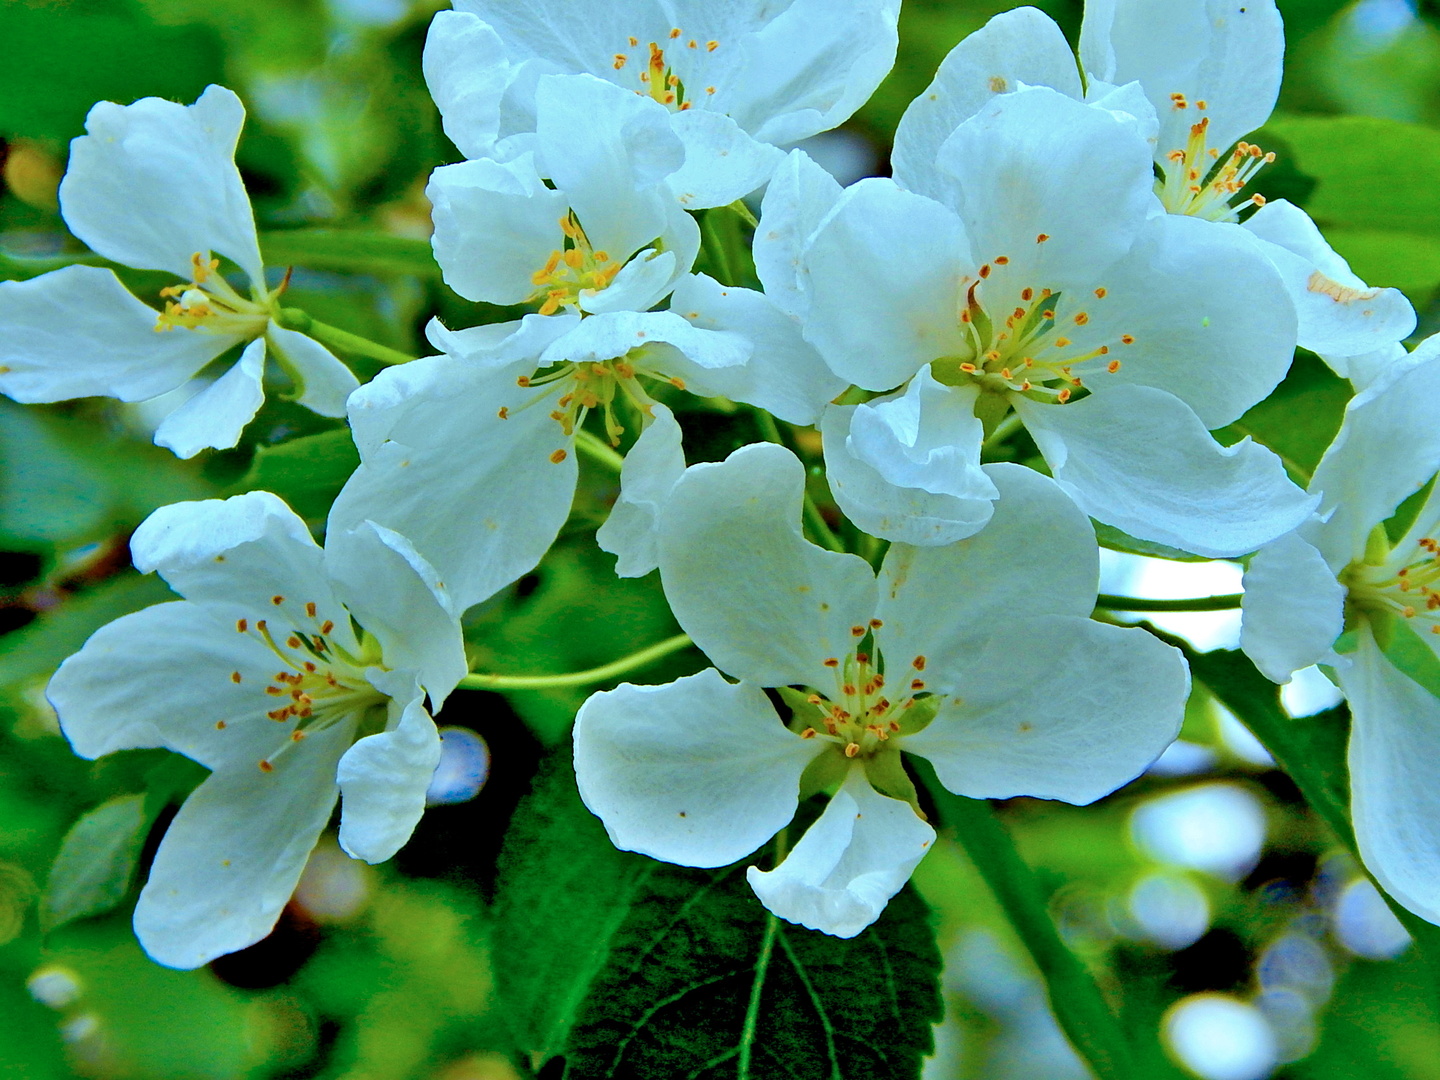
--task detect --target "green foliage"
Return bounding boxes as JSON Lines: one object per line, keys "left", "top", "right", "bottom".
{"left": 40, "top": 795, "right": 147, "bottom": 933}
{"left": 494, "top": 754, "right": 944, "bottom": 1079}
{"left": 1264, "top": 114, "right": 1440, "bottom": 300}
{"left": 260, "top": 230, "right": 443, "bottom": 282}
{"left": 234, "top": 428, "right": 359, "bottom": 523}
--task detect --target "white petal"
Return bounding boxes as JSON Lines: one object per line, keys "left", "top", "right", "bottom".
{"left": 753, "top": 149, "right": 842, "bottom": 321}
{"left": 424, "top": 10, "right": 511, "bottom": 158}
{"left": 573, "top": 670, "right": 823, "bottom": 867}
{"left": 1306, "top": 347, "right": 1440, "bottom": 570}
{"left": 540, "top": 307, "right": 748, "bottom": 369}
{"left": 1016, "top": 386, "right": 1317, "bottom": 559}
{"left": 1245, "top": 200, "right": 1416, "bottom": 358}
{"left": 821, "top": 403, "right": 995, "bottom": 548}
{"left": 1320, "top": 342, "right": 1410, "bottom": 391}
{"left": 666, "top": 273, "right": 846, "bottom": 425}
{"left": 893, "top": 8, "right": 1082, "bottom": 204}
{"left": 534, "top": 73, "right": 680, "bottom": 260}
{"left": 802, "top": 178, "right": 970, "bottom": 390}
{"left": 1086, "top": 213, "right": 1296, "bottom": 429}
{"left": 939, "top": 87, "right": 1153, "bottom": 289}
{"left": 0, "top": 266, "right": 232, "bottom": 404}
{"left": 726, "top": 0, "right": 902, "bottom": 147}
{"left": 1341, "top": 629, "right": 1440, "bottom": 926}
{"left": 666, "top": 108, "right": 783, "bottom": 209}
{"left": 327, "top": 354, "right": 577, "bottom": 613}
{"left": 746, "top": 767, "right": 934, "bottom": 939}
{"left": 658, "top": 442, "right": 877, "bottom": 690}
{"left": 153, "top": 337, "right": 267, "bottom": 458}
{"left": 1240, "top": 532, "right": 1346, "bottom": 684}
{"left": 133, "top": 721, "right": 352, "bottom": 969}
{"left": 264, "top": 324, "right": 359, "bottom": 419}
{"left": 324, "top": 521, "right": 467, "bottom": 705}
{"left": 875, "top": 462, "right": 1098, "bottom": 680}
{"left": 60, "top": 85, "right": 263, "bottom": 284}
{"left": 130, "top": 489, "right": 351, "bottom": 647}
{"left": 427, "top": 154, "right": 570, "bottom": 305}
{"left": 49, "top": 600, "right": 296, "bottom": 773}
{"left": 1081, "top": 0, "right": 1283, "bottom": 165}
{"left": 904, "top": 615, "right": 1187, "bottom": 803}
{"left": 336, "top": 671, "right": 441, "bottom": 863}
{"left": 596, "top": 403, "right": 685, "bottom": 578}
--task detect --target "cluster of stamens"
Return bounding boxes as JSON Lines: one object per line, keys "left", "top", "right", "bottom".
{"left": 1160, "top": 97, "right": 1275, "bottom": 222}
{"left": 794, "top": 621, "right": 931, "bottom": 758}
{"left": 936, "top": 243, "right": 1135, "bottom": 403}
{"left": 611, "top": 28, "right": 718, "bottom": 110}
{"left": 530, "top": 212, "right": 626, "bottom": 315}
{"left": 1353, "top": 536, "right": 1440, "bottom": 636}
{"left": 154, "top": 251, "right": 273, "bottom": 336}
{"left": 507, "top": 351, "right": 684, "bottom": 459}
{"left": 229, "top": 596, "right": 384, "bottom": 772}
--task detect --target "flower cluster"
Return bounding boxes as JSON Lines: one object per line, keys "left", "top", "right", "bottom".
{"left": 13, "top": 0, "right": 1436, "bottom": 968}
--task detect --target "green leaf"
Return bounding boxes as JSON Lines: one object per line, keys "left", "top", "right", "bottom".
{"left": 1263, "top": 115, "right": 1440, "bottom": 236}
{"left": 1092, "top": 521, "right": 1209, "bottom": 563}
{"left": 1219, "top": 352, "right": 1352, "bottom": 482}
{"left": 1374, "top": 615, "right": 1440, "bottom": 701}
{"left": 233, "top": 428, "right": 359, "bottom": 522}
{"left": 492, "top": 753, "right": 944, "bottom": 1078}
{"left": 40, "top": 794, "right": 148, "bottom": 933}
{"left": 260, "top": 230, "right": 442, "bottom": 281}
{"left": 0, "top": 572, "right": 175, "bottom": 695}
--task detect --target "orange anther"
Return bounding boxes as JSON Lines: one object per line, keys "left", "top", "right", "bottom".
{"left": 550, "top": 448, "right": 568, "bottom": 464}
{"left": 272, "top": 595, "right": 285, "bottom": 605}
{"left": 1036, "top": 233, "right": 1050, "bottom": 243}
{"left": 259, "top": 760, "right": 274, "bottom": 772}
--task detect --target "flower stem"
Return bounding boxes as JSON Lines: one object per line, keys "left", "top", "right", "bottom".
{"left": 458, "top": 633, "right": 692, "bottom": 691}
{"left": 274, "top": 306, "right": 414, "bottom": 366}
{"left": 752, "top": 410, "right": 846, "bottom": 554}
{"left": 575, "top": 429, "right": 625, "bottom": 473}
{"left": 915, "top": 762, "right": 1146, "bottom": 1080}
{"left": 1095, "top": 593, "right": 1243, "bottom": 612}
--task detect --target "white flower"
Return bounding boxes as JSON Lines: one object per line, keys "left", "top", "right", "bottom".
{"left": 0, "top": 86, "right": 359, "bottom": 458}
{"left": 47, "top": 491, "right": 466, "bottom": 968}
{"left": 1239, "top": 334, "right": 1440, "bottom": 923}
{"left": 574, "top": 443, "right": 1187, "bottom": 937}
{"left": 422, "top": 0, "right": 900, "bottom": 206}
{"left": 891, "top": 2, "right": 1415, "bottom": 371}
{"left": 764, "top": 86, "right": 1315, "bottom": 557}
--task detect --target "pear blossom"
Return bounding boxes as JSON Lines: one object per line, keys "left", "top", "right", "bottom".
{"left": 1239, "top": 334, "right": 1440, "bottom": 923}
{"left": 0, "top": 86, "right": 359, "bottom": 458}
{"left": 890, "top": 2, "right": 1415, "bottom": 369}
{"left": 763, "top": 86, "right": 1314, "bottom": 556}
{"left": 423, "top": 0, "right": 901, "bottom": 206}
{"left": 574, "top": 443, "right": 1188, "bottom": 937}
{"left": 47, "top": 491, "right": 467, "bottom": 968}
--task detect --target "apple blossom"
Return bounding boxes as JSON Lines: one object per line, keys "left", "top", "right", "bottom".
{"left": 0, "top": 86, "right": 358, "bottom": 458}
{"left": 574, "top": 443, "right": 1187, "bottom": 937}
{"left": 47, "top": 491, "right": 466, "bottom": 968}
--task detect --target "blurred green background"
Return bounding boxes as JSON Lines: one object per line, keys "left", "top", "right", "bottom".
{"left": 5, "top": 0, "right": 1440, "bottom": 1077}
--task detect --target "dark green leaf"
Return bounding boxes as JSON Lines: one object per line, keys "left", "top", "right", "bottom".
{"left": 233, "top": 428, "right": 358, "bottom": 522}
{"left": 493, "top": 753, "right": 944, "bottom": 1079}
{"left": 40, "top": 794, "right": 148, "bottom": 933}
{"left": 260, "top": 230, "right": 441, "bottom": 281}
{"left": 1218, "top": 352, "right": 1351, "bottom": 481}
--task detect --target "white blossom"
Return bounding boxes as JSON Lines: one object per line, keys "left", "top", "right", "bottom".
{"left": 0, "top": 87, "right": 358, "bottom": 458}
{"left": 574, "top": 443, "right": 1187, "bottom": 937}
{"left": 47, "top": 491, "right": 466, "bottom": 968}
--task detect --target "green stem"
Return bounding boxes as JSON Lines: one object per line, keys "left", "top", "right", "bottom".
{"left": 982, "top": 412, "right": 1023, "bottom": 451}
{"left": 752, "top": 411, "right": 845, "bottom": 554}
{"left": 575, "top": 429, "right": 625, "bottom": 473}
{"left": 458, "top": 633, "right": 692, "bottom": 691}
{"left": 916, "top": 762, "right": 1140, "bottom": 1080}
{"left": 1095, "top": 593, "right": 1243, "bottom": 613}
{"left": 275, "top": 306, "right": 414, "bottom": 366}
